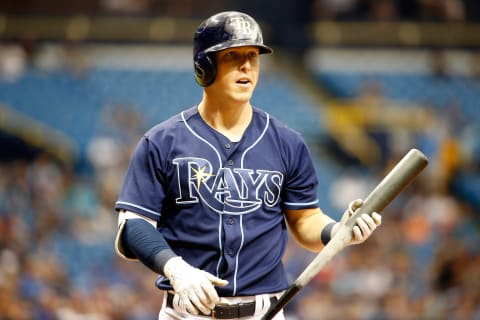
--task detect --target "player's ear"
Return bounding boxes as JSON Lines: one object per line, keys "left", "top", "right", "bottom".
{"left": 194, "top": 52, "right": 216, "bottom": 87}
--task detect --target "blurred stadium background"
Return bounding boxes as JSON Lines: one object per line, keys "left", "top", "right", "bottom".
{"left": 0, "top": 0, "right": 479, "bottom": 319}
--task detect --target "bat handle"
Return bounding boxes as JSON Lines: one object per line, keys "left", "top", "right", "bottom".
{"left": 261, "top": 285, "right": 300, "bottom": 320}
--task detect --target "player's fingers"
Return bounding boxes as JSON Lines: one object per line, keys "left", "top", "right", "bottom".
{"left": 198, "top": 280, "right": 217, "bottom": 310}
{"left": 352, "top": 226, "right": 363, "bottom": 242}
{"left": 189, "top": 288, "right": 212, "bottom": 315}
{"left": 361, "top": 213, "right": 378, "bottom": 230}
{"left": 355, "top": 214, "right": 373, "bottom": 238}
{"left": 177, "top": 292, "right": 200, "bottom": 315}
{"left": 173, "top": 293, "right": 188, "bottom": 314}
{"left": 200, "top": 273, "right": 222, "bottom": 305}
{"left": 372, "top": 212, "right": 382, "bottom": 226}
{"left": 184, "top": 295, "right": 201, "bottom": 316}
{"left": 341, "top": 199, "right": 364, "bottom": 224}
{"left": 205, "top": 272, "right": 229, "bottom": 287}
{"left": 350, "top": 198, "right": 364, "bottom": 213}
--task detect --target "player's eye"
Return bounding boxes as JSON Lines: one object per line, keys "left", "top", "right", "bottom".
{"left": 221, "top": 51, "right": 238, "bottom": 62}
{"left": 219, "top": 49, "right": 258, "bottom": 64}
{"left": 247, "top": 51, "right": 259, "bottom": 59}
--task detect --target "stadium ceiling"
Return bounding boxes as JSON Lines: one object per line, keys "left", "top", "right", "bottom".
{"left": 0, "top": 15, "right": 480, "bottom": 48}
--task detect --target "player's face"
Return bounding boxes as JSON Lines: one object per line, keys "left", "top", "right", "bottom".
{"left": 210, "top": 46, "right": 260, "bottom": 104}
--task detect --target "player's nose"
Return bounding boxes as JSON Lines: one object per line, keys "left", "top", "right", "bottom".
{"left": 239, "top": 53, "right": 256, "bottom": 71}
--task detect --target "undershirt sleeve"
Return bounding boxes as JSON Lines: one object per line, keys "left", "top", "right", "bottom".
{"left": 121, "top": 218, "right": 177, "bottom": 275}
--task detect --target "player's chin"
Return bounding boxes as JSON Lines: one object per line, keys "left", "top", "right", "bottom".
{"left": 229, "top": 90, "right": 254, "bottom": 103}
{"left": 234, "top": 94, "right": 254, "bottom": 105}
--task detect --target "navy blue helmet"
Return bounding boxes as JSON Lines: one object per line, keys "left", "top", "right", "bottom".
{"left": 193, "top": 11, "right": 273, "bottom": 87}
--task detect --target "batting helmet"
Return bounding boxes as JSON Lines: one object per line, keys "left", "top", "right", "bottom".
{"left": 193, "top": 11, "right": 273, "bottom": 87}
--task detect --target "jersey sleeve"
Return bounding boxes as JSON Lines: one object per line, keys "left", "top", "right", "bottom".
{"left": 115, "top": 136, "right": 166, "bottom": 221}
{"left": 282, "top": 136, "right": 320, "bottom": 210}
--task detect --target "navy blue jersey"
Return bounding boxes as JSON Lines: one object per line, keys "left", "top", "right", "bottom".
{"left": 115, "top": 106, "right": 319, "bottom": 296}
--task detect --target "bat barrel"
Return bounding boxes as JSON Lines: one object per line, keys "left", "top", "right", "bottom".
{"left": 352, "top": 148, "right": 428, "bottom": 221}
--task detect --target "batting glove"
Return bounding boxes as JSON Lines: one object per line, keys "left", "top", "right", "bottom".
{"left": 163, "top": 256, "right": 228, "bottom": 315}
{"left": 333, "top": 199, "right": 382, "bottom": 245}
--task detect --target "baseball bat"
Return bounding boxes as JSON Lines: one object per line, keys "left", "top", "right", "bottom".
{"left": 261, "top": 148, "right": 429, "bottom": 320}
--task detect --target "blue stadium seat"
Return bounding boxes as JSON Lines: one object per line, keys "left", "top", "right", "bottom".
{"left": 0, "top": 68, "right": 326, "bottom": 154}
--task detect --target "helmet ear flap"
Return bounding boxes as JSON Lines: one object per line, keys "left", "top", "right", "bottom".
{"left": 194, "top": 52, "right": 216, "bottom": 87}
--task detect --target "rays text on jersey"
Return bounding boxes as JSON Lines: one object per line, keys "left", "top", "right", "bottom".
{"left": 173, "top": 157, "right": 283, "bottom": 214}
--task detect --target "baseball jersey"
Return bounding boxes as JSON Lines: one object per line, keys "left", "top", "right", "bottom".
{"left": 115, "top": 105, "right": 320, "bottom": 296}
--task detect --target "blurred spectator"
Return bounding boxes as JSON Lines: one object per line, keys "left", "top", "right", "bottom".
{"left": 0, "top": 45, "right": 27, "bottom": 82}
{"left": 371, "top": 0, "right": 398, "bottom": 21}
{"left": 442, "top": 0, "right": 466, "bottom": 21}
{"left": 314, "top": 0, "right": 473, "bottom": 21}
{"left": 430, "top": 49, "right": 448, "bottom": 79}
{"left": 313, "top": 0, "right": 363, "bottom": 20}
{"left": 99, "top": 0, "right": 151, "bottom": 14}
{"left": 472, "top": 50, "right": 480, "bottom": 80}
{"left": 32, "top": 43, "right": 91, "bottom": 77}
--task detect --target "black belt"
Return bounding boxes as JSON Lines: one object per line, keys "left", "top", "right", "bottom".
{"left": 166, "top": 292, "right": 278, "bottom": 319}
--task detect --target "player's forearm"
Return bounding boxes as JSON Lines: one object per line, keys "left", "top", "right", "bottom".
{"left": 121, "top": 218, "right": 177, "bottom": 275}
{"left": 286, "top": 208, "right": 336, "bottom": 252}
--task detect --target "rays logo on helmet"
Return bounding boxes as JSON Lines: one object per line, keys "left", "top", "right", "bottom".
{"left": 226, "top": 16, "right": 259, "bottom": 41}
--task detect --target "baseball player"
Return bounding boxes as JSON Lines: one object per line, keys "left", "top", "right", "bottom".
{"left": 114, "top": 11, "right": 382, "bottom": 320}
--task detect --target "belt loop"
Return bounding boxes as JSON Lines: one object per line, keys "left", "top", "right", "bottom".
{"left": 254, "top": 294, "right": 263, "bottom": 315}
{"left": 255, "top": 294, "right": 271, "bottom": 315}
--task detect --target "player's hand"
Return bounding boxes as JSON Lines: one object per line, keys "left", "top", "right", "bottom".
{"left": 333, "top": 199, "right": 382, "bottom": 245}
{"left": 163, "top": 256, "right": 228, "bottom": 315}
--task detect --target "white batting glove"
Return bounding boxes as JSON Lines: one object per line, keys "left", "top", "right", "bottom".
{"left": 332, "top": 199, "right": 382, "bottom": 245}
{"left": 163, "top": 256, "right": 228, "bottom": 315}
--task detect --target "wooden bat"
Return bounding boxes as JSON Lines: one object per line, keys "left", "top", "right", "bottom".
{"left": 261, "top": 148, "right": 429, "bottom": 320}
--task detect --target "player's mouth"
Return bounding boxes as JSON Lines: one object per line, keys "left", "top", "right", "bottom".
{"left": 236, "top": 78, "right": 251, "bottom": 86}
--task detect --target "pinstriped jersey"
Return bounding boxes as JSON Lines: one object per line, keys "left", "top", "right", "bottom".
{"left": 115, "top": 105, "right": 319, "bottom": 296}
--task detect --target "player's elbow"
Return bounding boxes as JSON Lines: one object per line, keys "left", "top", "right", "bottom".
{"left": 292, "top": 235, "right": 325, "bottom": 253}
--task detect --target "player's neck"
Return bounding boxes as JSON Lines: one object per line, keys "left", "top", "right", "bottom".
{"left": 197, "top": 99, "right": 252, "bottom": 142}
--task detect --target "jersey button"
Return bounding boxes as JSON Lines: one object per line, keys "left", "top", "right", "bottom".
{"left": 225, "top": 143, "right": 231, "bottom": 149}
{"left": 227, "top": 218, "right": 234, "bottom": 225}
{"left": 227, "top": 160, "right": 234, "bottom": 166}
{"left": 227, "top": 249, "right": 234, "bottom": 256}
